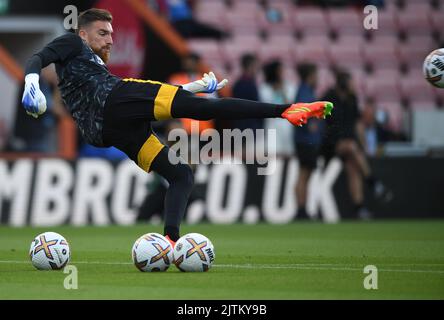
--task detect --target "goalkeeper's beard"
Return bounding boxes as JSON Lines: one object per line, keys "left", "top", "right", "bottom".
{"left": 94, "top": 46, "right": 111, "bottom": 64}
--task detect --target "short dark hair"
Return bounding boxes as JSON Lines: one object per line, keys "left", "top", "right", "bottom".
{"left": 263, "top": 60, "right": 282, "bottom": 84}
{"left": 76, "top": 8, "right": 113, "bottom": 33}
{"left": 240, "top": 54, "right": 257, "bottom": 70}
{"left": 297, "top": 63, "right": 317, "bottom": 82}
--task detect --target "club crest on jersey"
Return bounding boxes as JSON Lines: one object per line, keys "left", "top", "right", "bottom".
{"left": 94, "top": 54, "right": 105, "bottom": 65}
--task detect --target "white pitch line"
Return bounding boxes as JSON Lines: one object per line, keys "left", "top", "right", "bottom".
{"left": 1, "top": 260, "right": 444, "bottom": 274}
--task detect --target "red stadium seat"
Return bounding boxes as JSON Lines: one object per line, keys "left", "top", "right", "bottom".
{"left": 402, "top": 1, "right": 432, "bottom": 15}
{"left": 397, "top": 11, "right": 432, "bottom": 36}
{"left": 398, "top": 35, "right": 436, "bottom": 70}
{"left": 194, "top": 0, "right": 228, "bottom": 29}
{"left": 297, "top": 33, "right": 330, "bottom": 47}
{"left": 230, "top": 0, "right": 262, "bottom": 13}
{"left": 430, "top": 10, "right": 443, "bottom": 33}
{"left": 259, "top": 37, "right": 294, "bottom": 65}
{"left": 188, "top": 40, "right": 224, "bottom": 62}
{"left": 365, "top": 71, "right": 401, "bottom": 103}
{"left": 221, "top": 35, "right": 261, "bottom": 62}
{"left": 327, "top": 8, "right": 362, "bottom": 36}
{"left": 400, "top": 74, "right": 436, "bottom": 105}
{"left": 370, "top": 33, "right": 399, "bottom": 47}
{"left": 292, "top": 41, "right": 330, "bottom": 68}
{"left": 292, "top": 8, "right": 329, "bottom": 37}
{"left": 363, "top": 41, "right": 399, "bottom": 69}
{"left": 225, "top": 10, "right": 259, "bottom": 35}
{"left": 368, "top": 11, "right": 397, "bottom": 35}
{"left": 328, "top": 40, "right": 364, "bottom": 69}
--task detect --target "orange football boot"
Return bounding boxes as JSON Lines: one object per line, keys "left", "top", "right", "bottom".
{"left": 165, "top": 235, "right": 176, "bottom": 248}
{"left": 281, "top": 101, "right": 334, "bottom": 127}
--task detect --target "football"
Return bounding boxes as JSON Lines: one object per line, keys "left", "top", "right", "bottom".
{"left": 29, "top": 232, "right": 71, "bottom": 270}
{"left": 423, "top": 48, "right": 444, "bottom": 88}
{"left": 132, "top": 233, "right": 173, "bottom": 272}
{"left": 173, "top": 233, "right": 215, "bottom": 272}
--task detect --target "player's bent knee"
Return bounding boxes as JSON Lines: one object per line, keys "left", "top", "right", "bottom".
{"left": 137, "top": 134, "right": 166, "bottom": 172}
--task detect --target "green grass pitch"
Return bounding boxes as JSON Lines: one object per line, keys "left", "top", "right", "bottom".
{"left": 0, "top": 221, "right": 443, "bottom": 299}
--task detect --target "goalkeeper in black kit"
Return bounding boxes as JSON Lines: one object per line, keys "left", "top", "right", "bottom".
{"left": 22, "top": 8, "right": 333, "bottom": 246}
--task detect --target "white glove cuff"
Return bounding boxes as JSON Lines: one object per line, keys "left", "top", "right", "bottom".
{"left": 182, "top": 82, "right": 194, "bottom": 92}
{"left": 25, "top": 73, "right": 40, "bottom": 84}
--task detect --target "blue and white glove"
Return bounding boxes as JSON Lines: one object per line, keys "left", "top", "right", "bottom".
{"left": 22, "top": 73, "right": 47, "bottom": 119}
{"left": 182, "top": 71, "right": 228, "bottom": 94}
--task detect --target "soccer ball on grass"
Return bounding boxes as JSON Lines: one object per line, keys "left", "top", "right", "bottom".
{"left": 173, "top": 233, "right": 215, "bottom": 272}
{"left": 29, "top": 231, "right": 71, "bottom": 270}
{"left": 132, "top": 233, "right": 173, "bottom": 272}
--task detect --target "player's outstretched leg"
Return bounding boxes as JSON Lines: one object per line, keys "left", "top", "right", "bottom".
{"left": 170, "top": 89, "right": 333, "bottom": 127}
{"left": 150, "top": 146, "right": 194, "bottom": 247}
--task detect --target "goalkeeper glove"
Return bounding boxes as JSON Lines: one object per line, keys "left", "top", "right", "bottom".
{"left": 182, "top": 71, "right": 228, "bottom": 94}
{"left": 22, "top": 73, "right": 47, "bottom": 119}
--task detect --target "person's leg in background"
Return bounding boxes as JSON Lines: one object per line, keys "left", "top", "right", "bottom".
{"left": 343, "top": 157, "right": 369, "bottom": 219}
{"left": 295, "top": 143, "right": 319, "bottom": 220}
{"left": 295, "top": 166, "right": 313, "bottom": 220}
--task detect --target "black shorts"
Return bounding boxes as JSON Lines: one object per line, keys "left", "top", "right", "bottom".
{"left": 296, "top": 143, "right": 320, "bottom": 170}
{"left": 103, "top": 78, "right": 180, "bottom": 172}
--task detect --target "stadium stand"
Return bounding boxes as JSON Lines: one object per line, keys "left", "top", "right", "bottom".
{"left": 187, "top": 0, "right": 443, "bottom": 136}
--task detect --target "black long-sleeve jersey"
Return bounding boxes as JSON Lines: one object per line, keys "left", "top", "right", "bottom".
{"left": 25, "top": 32, "right": 121, "bottom": 147}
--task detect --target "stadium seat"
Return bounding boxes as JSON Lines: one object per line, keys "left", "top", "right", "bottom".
{"left": 292, "top": 8, "right": 329, "bottom": 37}
{"left": 400, "top": 74, "right": 437, "bottom": 106}
{"left": 221, "top": 35, "right": 261, "bottom": 63}
{"left": 370, "top": 33, "right": 399, "bottom": 47}
{"left": 292, "top": 41, "right": 330, "bottom": 68}
{"left": 430, "top": 10, "right": 443, "bottom": 33}
{"left": 224, "top": 10, "right": 259, "bottom": 35}
{"left": 402, "top": 1, "right": 432, "bottom": 15}
{"left": 327, "top": 8, "right": 363, "bottom": 36}
{"left": 328, "top": 40, "right": 364, "bottom": 70}
{"left": 365, "top": 72, "right": 401, "bottom": 103}
{"left": 397, "top": 11, "right": 432, "bottom": 36}
{"left": 194, "top": 0, "right": 228, "bottom": 29}
{"left": 363, "top": 41, "right": 399, "bottom": 69}
{"left": 368, "top": 11, "right": 397, "bottom": 35}
{"left": 260, "top": 34, "right": 295, "bottom": 64}
{"left": 398, "top": 35, "right": 436, "bottom": 70}
{"left": 188, "top": 39, "right": 224, "bottom": 62}
{"left": 229, "top": 0, "right": 262, "bottom": 13}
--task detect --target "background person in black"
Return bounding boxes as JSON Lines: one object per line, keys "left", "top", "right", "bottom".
{"left": 21, "top": 8, "right": 332, "bottom": 244}
{"left": 321, "top": 70, "right": 391, "bottom": 219}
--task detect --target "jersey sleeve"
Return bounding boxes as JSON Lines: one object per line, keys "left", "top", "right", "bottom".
{"left": 44, "top": 32, "right": 83, "bottom": 63}
{"left": 25, "top": 32, "right": 83, "bottom": 75}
